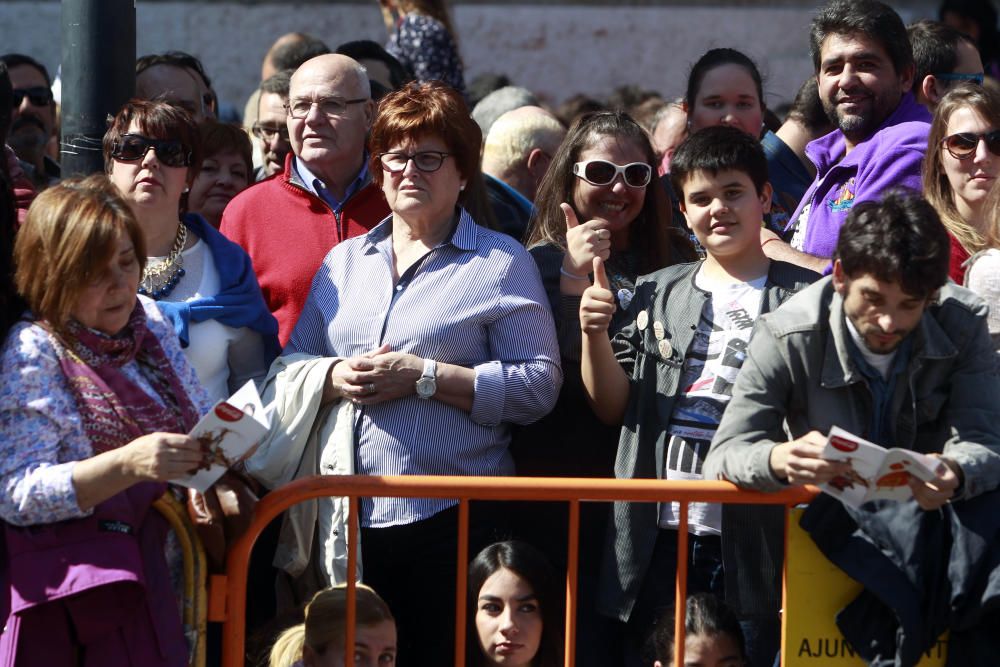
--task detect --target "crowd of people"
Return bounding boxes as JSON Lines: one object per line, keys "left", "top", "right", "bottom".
{"left": 1, "top": 0, "right": 999, "bottom": 665}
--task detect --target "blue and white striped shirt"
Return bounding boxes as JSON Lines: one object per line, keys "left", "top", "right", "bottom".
{"left": 286, "top": 208, "right": 562, "bottom": 527}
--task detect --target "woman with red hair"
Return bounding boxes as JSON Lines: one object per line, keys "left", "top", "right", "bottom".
{"left": 257, "top": 81, "right": 560, "bottom": 666}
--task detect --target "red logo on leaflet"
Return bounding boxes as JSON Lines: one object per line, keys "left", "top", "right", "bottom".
{"left": 830, "top": 435, "right": 858, "bottom": 453}
{"left": 214, "top": 403, "right": 244, "bottom": 422}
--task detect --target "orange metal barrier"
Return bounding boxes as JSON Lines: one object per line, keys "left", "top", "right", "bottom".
{"left": 210, "top": 475, "right": 817, "bottom": 667}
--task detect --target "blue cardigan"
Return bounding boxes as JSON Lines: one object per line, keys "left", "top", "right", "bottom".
{"left": 155, "top": 213, "right": 279, "bottom": 362}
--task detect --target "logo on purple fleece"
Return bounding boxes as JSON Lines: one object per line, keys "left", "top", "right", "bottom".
{"left": 827, "top": 178, "right": 856, "bottom": 212}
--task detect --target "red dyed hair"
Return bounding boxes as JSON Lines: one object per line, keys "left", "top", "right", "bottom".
{"left": 368, "top": 81, "right": 480, "bottom": 187}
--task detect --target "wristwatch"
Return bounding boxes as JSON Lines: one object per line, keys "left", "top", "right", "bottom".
{"left": 415, "top": 358, "right": 437, "bottom": 399}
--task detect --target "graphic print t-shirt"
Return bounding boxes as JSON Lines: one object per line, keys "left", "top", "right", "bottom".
{"left": 658, "top": 269, "right": 767, "bottom": 535}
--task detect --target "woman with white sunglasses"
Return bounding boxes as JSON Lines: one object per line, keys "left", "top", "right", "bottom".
{"left": 515, "top": 111, "right": 696, "bottom": 666}
{"left": 521, "top": 111, "right": 695, "bottom": 474}
{"left": 923, "top": 83, "right": 1000, "bottom": 284}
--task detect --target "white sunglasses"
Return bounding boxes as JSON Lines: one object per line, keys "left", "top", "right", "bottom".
{"left": 572, "top": 159, "right": 652, "bottom": 188}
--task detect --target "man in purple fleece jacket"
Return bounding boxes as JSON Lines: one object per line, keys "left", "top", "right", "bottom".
{"left": 763, "top": 0, "right": 931, "bottom": 274}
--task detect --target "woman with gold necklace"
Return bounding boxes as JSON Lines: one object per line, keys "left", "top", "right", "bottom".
{"left": 104, "top": 100, "right": 278, "bottom": 403}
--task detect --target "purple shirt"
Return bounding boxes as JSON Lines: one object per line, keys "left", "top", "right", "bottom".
{"left": 786, "top": 93, "right": 931, "bottom": 260}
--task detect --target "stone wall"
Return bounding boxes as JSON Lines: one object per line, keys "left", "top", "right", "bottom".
{"left": 7, "top": 1, "right": 936, "bottom": 116}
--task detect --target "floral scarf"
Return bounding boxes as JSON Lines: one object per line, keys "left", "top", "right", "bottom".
{"left": 39, "top": 302, "right": 201, "bottom": 453}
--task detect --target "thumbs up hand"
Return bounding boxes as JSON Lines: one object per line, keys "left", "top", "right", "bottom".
{"left": 580, "top": 257, "right": 617, "bottom": 334}
{"left": 561, "top": 202, "right": 612, "bottom": 277}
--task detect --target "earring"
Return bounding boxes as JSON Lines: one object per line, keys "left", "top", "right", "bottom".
{"left": 459, "top": 183, "right": 466, "bottom": 191}
{"left": 183, "top": 186, "right": 190, "bottom": 193}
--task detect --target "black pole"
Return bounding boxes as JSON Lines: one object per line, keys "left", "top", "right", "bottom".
{"left": 60, "top": 0, "right": 135, "bottom": 177}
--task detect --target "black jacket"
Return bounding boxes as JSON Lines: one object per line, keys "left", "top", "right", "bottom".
{"left": 801, "top": 491, "right": 1000, "bottom": 666}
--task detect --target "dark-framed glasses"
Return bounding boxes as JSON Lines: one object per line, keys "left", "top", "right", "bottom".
{"left": 251, "top": 123, "right": 289, "bottom": 141}
{"left": 379, "top": 151, "right": 452, "bottom": 173}
{"left": 934, "top": 72, "right": 985, "bottom": 86}
{"left": 285, "top": 97, "right": 368, "bottom": 119}
{"left": 573, "top": 159, "right": 652, "bottom": 188}
{"left": 942, "top": 130, "right": 1000, "bottom": 160}
{"left": 12, "top": 86, "right": 52, "bottom": 107}
{"left": 110, "top": 134, "right": 192, "bottom": 168}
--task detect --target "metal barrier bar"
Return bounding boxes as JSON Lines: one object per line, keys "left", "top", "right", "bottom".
{"left": 344, "top": 495, "right": 360, "bottom": 667}
{"left": 565, "top": 499, "right": 580, "bottom": 667}
{"left": 216, "top": 475, "right": 816, "bottom": 667}
{"left": 455, "top": 498, "right": 470, "bottom": 667}
{"left": 674, "top": 502, "right": 689, "bottom": 667}
{"left": 781, "top": 505, "right": 792, "bottom": 667}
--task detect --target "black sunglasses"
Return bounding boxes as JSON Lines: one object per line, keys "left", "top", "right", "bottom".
{"left": 943, "top": 130, "right": 1000, "bottom": 160}
{"left": 111, "top": 134, "right": 192, "bottom": 168}
{"left": 12, "top": 86, "right": 52, "bottom": 108}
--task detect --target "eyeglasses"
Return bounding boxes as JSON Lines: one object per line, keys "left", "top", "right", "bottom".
{"left": 285, "top": 97, "right": 368, "bottom": 119}
{"left": 934, "top": 72, "right": 986, "bottom": 86}
{"left": 12, "top": 86, "right": 52, "bottom": 107}
{"left": 110, "top": 134, "right": 192, "bottom": 168}
{"left": 378, "top": 151, "right": 452, "bottom": 173}
{"left": 573, "top": 160, "right": 652, "bottom": 188}
{"left": 942, "top": 130, "right": 1000, "bottom": 160}
{"left": 251, "top": 123, "right": 289, "bottom": 141}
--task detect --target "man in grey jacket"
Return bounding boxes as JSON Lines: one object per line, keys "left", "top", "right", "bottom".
{"left": 705, "top": 190, "right": 1000, "bottom": 619}
{"left": 707, "top": 191, "right": 1000, "bottom": 503}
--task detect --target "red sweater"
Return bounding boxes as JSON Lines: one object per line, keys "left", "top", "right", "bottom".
{"left": 949, "top": 233, "right": 971, "bottom": 285}
{"left": 220, "top": 155, "right": 389, "bottom": 345}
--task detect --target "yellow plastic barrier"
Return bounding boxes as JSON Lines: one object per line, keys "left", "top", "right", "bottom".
{"left": 783, "top": 507, "right": 946, "bottom": 666}
{"left": 154, "top": 492, "right": 208, "bottom": 667}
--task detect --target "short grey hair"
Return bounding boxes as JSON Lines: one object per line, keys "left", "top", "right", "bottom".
{"left": 483, "top": 108, "right": 565, "bottom": 172}
{"left": 472, "top": 86, "right": 539, "bottom": 135}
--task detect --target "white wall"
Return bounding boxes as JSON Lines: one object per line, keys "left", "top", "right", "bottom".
{"left": 7, "top": 2, "right": 937, "bottom": 116}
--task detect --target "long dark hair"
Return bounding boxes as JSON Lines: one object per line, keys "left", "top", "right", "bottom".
{"left": 526, "top": 110, "right": 695, "bottom": 274}
{"left": 467, "top": 541, "right": 563, "bottom": 667}
{"left": 0, "top": 60, "right": 25, "bottom": 343}
{"left": 685, "top": 48, "right": 765, "bottom": 114}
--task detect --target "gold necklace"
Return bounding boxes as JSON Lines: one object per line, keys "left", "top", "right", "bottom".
{"left": 139, "top": 223, "right": 187, "bottom": 298}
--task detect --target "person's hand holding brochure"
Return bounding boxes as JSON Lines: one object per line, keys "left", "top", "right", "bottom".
{"left": 174, "top": 380, "right": 273, "bottom": 493}
{"left": 818, "top": 426, "right": 949, "bottom": 507}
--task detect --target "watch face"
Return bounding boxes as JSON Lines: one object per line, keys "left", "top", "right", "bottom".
{"left": 416, "top": 377, "right": 436, "bottom": 398}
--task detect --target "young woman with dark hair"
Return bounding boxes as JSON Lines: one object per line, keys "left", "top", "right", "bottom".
{"left": 468, "top": 541, "right": 563, "bottom": 667}
{"left": 684, "top": 48, "right": 766, "bottom": 139}
{"left": 514, "top": 110, "right": 696, "bottom": 666}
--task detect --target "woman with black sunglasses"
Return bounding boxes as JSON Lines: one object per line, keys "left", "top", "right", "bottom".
{"left": 922, "top": 83, "right": 1000, "bottom": 285}
{"left": 103, "top": 100, "right": 278, "bottom": 407}
{"left": 514, "top": 111, "right": 695, "bottom": 666}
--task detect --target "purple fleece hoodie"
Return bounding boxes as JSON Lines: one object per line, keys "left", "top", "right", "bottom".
{"left": 785, "top": 92, "right": 931, "bottom": 260}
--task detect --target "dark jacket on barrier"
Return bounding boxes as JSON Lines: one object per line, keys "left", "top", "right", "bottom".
{"left": 801, "top": 490, "right": 1000, "bottom": 667}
